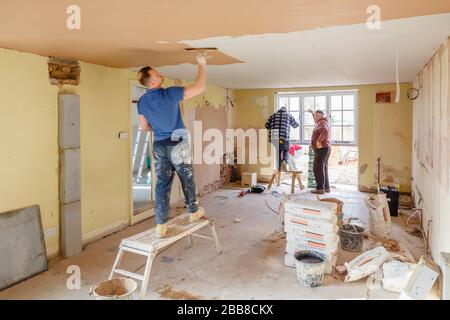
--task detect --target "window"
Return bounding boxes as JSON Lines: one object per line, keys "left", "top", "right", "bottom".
{"left": 276, "top": 91, "right": 357, "bottom": 145}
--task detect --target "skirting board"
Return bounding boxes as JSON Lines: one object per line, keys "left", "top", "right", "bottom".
{"left": 81, "top": 219, "right": 129, "bottom": 246}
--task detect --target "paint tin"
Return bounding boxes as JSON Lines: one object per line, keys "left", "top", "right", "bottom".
{"left": 90, "top": 278, "right": 137, "bottom": 300}
{"left": 294, "top": 250, "right": 326, "bottom": 287}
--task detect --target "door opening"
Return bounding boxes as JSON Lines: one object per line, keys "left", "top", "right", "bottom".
{"left": 131, "top": 84, "right": 154, "bottom": 215}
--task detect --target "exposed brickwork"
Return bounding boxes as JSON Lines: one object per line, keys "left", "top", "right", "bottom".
{"left": 48, "top": 57, "right": 80, "bottom": 85}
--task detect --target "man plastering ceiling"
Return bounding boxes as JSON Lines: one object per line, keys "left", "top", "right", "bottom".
{"left": 136, "top": 53, "right": 209, "bottom": 238}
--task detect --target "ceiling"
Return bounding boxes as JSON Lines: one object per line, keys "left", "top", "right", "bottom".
{"left": 159, "top": 13, "right": 450, "bottom": 88}
{"left": 1, "top": 0, "right": 449, "bottom": 88}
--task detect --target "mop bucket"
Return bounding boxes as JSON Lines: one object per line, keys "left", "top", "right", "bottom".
{"left": 338, "top": 218, "right": 365, "bottom": 252}
{"left": 294, "top": 250, "right": 326, "bottom": 288}
{"left": 90, "top": 278, "right": 137, "bottom": 300}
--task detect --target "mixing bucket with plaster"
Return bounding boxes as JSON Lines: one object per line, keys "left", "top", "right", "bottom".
{"left": 339, "top": 219, "right": 365, "bottom": 252}
{"left": 294, "top": 250, "right": 326, "bottom": 287}
{"left": 90, "top": 278, "right": 137, "bottom": 300}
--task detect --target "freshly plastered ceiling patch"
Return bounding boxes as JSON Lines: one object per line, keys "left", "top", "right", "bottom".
{"left": 0, "top": 0, "right": 449, "bottom": 68}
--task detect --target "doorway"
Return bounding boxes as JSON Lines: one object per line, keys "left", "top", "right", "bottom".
{"left": 130, "top": 84, "right": 155, "bottom": 220}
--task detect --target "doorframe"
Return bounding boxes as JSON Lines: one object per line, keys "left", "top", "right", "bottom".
{"left": 129, "top": 80, "right": 155, "bottom": 225}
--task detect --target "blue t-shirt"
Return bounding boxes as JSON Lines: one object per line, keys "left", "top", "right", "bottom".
{"left": 137, "top": 86, "right": 185, "bottom": 141}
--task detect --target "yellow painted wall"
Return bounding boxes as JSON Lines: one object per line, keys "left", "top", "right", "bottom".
{"left": 233, "top": 84, "right": 413, "bottom": 192}
{"left": 0, "top": 48, "right": 60, "bottom": 255}
{"left": 0, "top": 48, "right": 233, "bottom": 257}
{"left": 60, "top": 63, "right": 136, "bottom": 242}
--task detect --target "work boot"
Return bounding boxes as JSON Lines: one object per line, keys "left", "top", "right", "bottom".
{"left": 280, "top": 160, "right": 288, "bottom": 172}
{"left": 189, "top": 207, "right": 205, "bottom": 223}
{"left": 156, "top": 223, "right": 168, "bottom": 238}
{"left": 311, "top": 189, "right": 325, "bottom": 195}
{"left": 325, "top": 189, "right": 331, "bottom": 193}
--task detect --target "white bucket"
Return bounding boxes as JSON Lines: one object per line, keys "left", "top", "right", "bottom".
{"left": 294, "top": 250, "right": 326, "bottom": 287}
{"left": 90, "top": 278, "right": 138, "bottom": 300}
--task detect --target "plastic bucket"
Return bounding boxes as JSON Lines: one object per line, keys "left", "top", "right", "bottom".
{"left": 339, "top": 223, "right": 365, "bottom": 252}
{"left": 294, "top": 250, "right": 326, "bottom": 287}
{"left": 90, "top": 278, "right": 137, "bottom": 300}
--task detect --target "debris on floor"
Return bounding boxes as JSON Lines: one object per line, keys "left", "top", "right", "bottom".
{"left": 156, "top": 284, "right": 203, "bottom": 300}
{"left": 400, "top": 256, "right": 440, "bottom": 300}
{"left": 382, "top": 261, "right": 416, "bottom": 293}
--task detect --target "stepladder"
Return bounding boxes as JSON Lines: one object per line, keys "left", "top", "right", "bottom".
{"left": 109, "top": 212, "right": 221, "bottom": 300}
{"left": 268, "top": 169, "right": 304, "bottom": 193}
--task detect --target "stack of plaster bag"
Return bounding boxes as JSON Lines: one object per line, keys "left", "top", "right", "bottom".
{"left": 364, "top": 192, "right": 391, "bottom": 238}
{"left": 283, "top": 197, "right": 339, "bottom": 274}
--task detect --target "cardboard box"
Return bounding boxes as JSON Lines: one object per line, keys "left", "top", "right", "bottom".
{"left": 241, "top": 172, "right": 257, "bottom": 187}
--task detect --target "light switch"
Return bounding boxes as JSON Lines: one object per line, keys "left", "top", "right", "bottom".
{"left": 118, "top": 132, "right": 128, "bottom": 140}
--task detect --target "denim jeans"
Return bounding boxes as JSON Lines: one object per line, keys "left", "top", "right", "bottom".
{"left": 271, "top": 138, "right": 290, "bottom": 170}
{"left": 152, "top": 138, "right": 198, "bottom": 225}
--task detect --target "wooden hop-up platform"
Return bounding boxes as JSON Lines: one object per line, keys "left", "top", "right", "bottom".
{"left": 109, "top": 212, "right": 221, "bottom": 299}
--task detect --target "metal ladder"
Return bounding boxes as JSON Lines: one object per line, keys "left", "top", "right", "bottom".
{"left": 132, "top": 129, "right": 150, "bottom": 184}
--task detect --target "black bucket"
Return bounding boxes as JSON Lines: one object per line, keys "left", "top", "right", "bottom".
{"left": 339, "top": 224, "right": 365, "bottom": 252}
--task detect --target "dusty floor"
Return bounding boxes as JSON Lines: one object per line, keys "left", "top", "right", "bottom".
{"left": 0, "top": 183, "right": 428, "bottom": 300}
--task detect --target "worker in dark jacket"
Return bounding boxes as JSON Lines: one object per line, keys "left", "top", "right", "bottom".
{"left": 310, "top": 110, "right": 331, "bottom": 194}
{"left": 265, "top": 107, "right": 299, "bottom": 171}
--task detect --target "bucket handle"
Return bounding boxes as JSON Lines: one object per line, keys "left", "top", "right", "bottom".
{"left": 346, "top": 217, "right": 364, "bottom": 232}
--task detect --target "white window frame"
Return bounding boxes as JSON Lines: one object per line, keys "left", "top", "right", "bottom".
{"left": 276, "top": 90, "right": 358, "bottom": 146}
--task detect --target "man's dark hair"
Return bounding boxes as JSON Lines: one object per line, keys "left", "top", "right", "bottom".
{"left": 315, "top": 110, "right": 325, "bottom": 116}
{"left": 138, "top": 66, "right": 152, "bottom": 86}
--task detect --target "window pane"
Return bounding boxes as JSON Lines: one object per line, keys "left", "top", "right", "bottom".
{"left": 343, "top": 127, "right": 355, "bottom": 141}
{"left": 290, "top": 126, "right": 300, "bottom": 141}
{"left": 331, "top": 126, "right": 342, "bottom": 141}
{"left": 303, "top": 126, "right": 314, "bottom": 141}
{"left": 330, "top": 111, "right": 342, "bottom": 125}
{"left": 343, "top": 111, "right": 354, "bottom": 125}
{"left": 289, "top": 97, "right": 300, "bottom": 111}
{"left": 343, "top": 95, "right": 355, "bottom": 109}
{"left": 279, "top": 97, "right": 288, "bottom": 109}
{"left": 304, "top": 112, "right": 315, "bottom": 125}
{"left": 331, "top": 95, "right": 342, "bottom": 110}
{"left": 304, "top": 96, "right": 314, "bottom": 111}
{"left": 315, "top": 96, "right": 326, "bottom": 111}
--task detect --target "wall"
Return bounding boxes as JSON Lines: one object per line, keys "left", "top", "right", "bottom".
{"left": 233, "top": 83, "right": 413, "bottom": 192}
{"left": 0, "top": 48, "right": 233, "bottom": 257}
{"left": 0, "top": 48, "right": 60, "bottom": 256}
{"left": 412, "top": 38, "right": 450, "bottom": 261}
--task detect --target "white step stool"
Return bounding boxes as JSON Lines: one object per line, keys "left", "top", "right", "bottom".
{"left": 109, "top": 212, "right": 221, "bottom": 300}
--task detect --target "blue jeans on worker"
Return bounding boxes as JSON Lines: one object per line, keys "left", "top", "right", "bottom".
{"left": 152, "top": 137, "right": 198, "bottom": 225}
{"left": 271, "top": 138, "right": 290, "bottom": 170}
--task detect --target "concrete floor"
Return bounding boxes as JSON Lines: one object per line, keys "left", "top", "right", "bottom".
{"left": 0, "top": 183, "right": 427, "bottom": 300}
